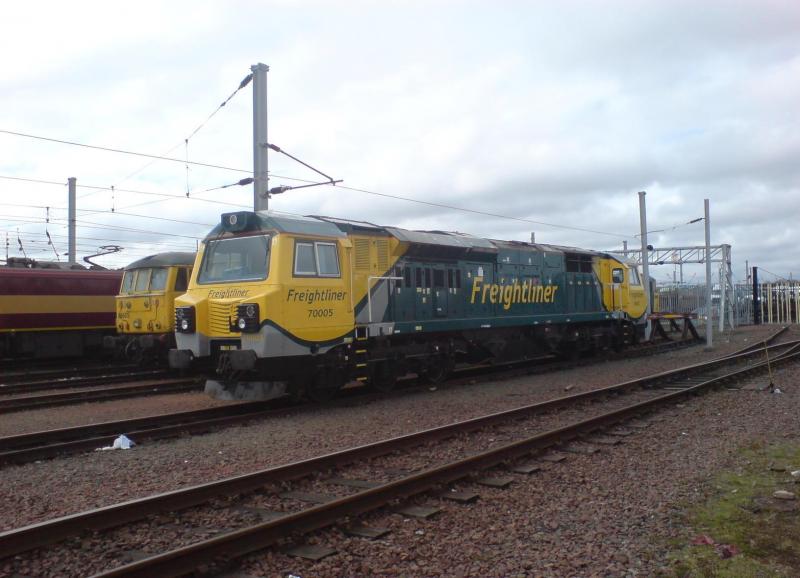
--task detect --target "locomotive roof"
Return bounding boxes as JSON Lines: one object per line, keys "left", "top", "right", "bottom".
{"left": 384, "top": 228, "right": 497, "bottom": 251}
{"left": 205, "top": 211, "right": 613, "bottom": 258}
{"left": 205, "top": 211, "right": 346, "bottom": 240}
{"left": 124, "top": 252, "right": 196, "bottom": 270}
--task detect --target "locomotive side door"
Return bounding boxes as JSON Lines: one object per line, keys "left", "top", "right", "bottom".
{"left": 447, "top": 267, "right": 463, "bottom": 318}
{"left": 393, "top": 264, "right": 415, "bottom": 322}
{"left": 414, "top": 266, "right": 433, "bottom": 321}
{"left": 432, "top": 267, "right": 448, "bottom": 318}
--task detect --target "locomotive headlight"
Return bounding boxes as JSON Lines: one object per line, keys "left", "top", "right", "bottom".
{"left": 235, "top": 303, "right": 260, "bottom": 333}
{"left": 175, "top": 306, "right": 196, "bottom": 333}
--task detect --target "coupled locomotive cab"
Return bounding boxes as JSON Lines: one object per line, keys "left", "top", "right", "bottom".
{"left": 107, "top": 252, "right": 194, "bottom": 362}
{"left": 170, "top": 211, "right": 647, "bottom": 401}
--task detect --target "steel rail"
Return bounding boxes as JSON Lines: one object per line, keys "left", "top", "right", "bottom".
{"left": 719, "top": 325, "right": 789, "bottom": 359}
{"left": 0, "top": 378, "right": 201, "bottom": 413}
{"left": 0, "top": 401, "right": 299, "bottom": 465}
{"left": 0, "top": 336, "right": 705, "bottom": 465}
{"left": 1, "top": 340, "right": 796, "bottom": 562}
{"left": 91, "top": 346, "right": 800, "bottom": 578}
{"left": 0, "top": 369, "right": 170, "bottom": 394}
{"left": 0, "top": 363, "right": 141, "bottom": 384}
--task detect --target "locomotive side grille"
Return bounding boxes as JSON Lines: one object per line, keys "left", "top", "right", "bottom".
{"left": 376, "top": 240, "right": 389, "bottom": 271}
{"left": 354, "top": 239, "right": 370, "bottom": 270}
{"left": 208, "top": 301, "right": 235, "bottom": 336}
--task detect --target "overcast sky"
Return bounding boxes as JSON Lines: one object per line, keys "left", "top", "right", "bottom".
{"left": 1, "top": 0, "right": 798, "bottom": 283}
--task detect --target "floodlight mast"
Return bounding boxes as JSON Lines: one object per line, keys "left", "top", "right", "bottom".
{"left": 68, "top": 177, "right": 76, "bottom": 264}
{"left": 638, "top": 191, "right": 652, "bottom": 340}
{"left": 252, "top": 63, "right": 270, "bottom": 211}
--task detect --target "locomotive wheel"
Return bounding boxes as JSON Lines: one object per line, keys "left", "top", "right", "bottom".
{"left": 371, "top": 361, "right": 398, "bottom": 393}
{"left": 124, "top": 339, "right": 143, "bottom": 364}
{"left": 421, "top": 355, "right": 453, "bottom": 386}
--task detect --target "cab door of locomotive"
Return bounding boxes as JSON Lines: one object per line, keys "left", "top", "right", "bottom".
{"left": 392, "top": 264, "right": 415, "bottom": 322}
{"left": 414, "top": 266, "right": 433, "bottom": 321}
{"left": 447, "top": 267, "right": 463, "bottom": 318}
{"left": 599, "top": 260, "right": 627, "bottom": 313}
{"left": 431, "top": 267, "right": 448, "bottom": 318}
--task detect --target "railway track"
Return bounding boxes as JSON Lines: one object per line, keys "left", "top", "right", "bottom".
{"left": 0, "top": 377, "right": 202, "bottom": 414}
{"left": 1, "top": 337, "right": 797, "bottom": 577}
{"left": 0, "top": 362, "right": 143, "bottom": 385}
{"left": 0, "top": 335, "right": 706, "bottom": 465}
{"left": 0, "top": 369, "right": 170, "bottom": 394}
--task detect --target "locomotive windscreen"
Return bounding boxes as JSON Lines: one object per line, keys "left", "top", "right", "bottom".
{"left": 197, "top": 235, "right": 271, "bottom": 283}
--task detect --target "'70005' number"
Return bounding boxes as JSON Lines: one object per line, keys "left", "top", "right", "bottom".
{"left": 308, "top": 308, "right": 334, "bottom": 318}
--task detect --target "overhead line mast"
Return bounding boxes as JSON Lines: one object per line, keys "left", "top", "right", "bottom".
{"left": 252, "top": 63, "right": 270, "bottom": 211}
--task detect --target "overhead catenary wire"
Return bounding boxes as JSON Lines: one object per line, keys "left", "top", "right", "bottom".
{"left": 0, "top": 200, "right": 214, "bottom": 228}
{"left": 4, "top": 228, "right": 197, "bottom": 249}
{"left": 0, "top": 129, "right": 251, "bottom": 174}
{"left": 635, "top": 216, "right": 704, "bottom": 237}
{"left": 0, "top": 128, "right": 635, "bottom": 240}
{"left": 79, "top": 71, "right": 254, "bottom": 201}
{"left": 2, "top": 170, "right": 633, "bottom": 241}
{"left": 3, "top": 232, "right": 197, "bottom": 261}
{"left": 758, "top": 268, "right": 793, "bottom": 282}
{"left": 7, "top": 237, "right": 195, "bottom": 254}
{"left": 0, "top": 175, "right": 250, "bottom": 210}
{"left": 0, "top": 214, "right": 203, "bottom": 241}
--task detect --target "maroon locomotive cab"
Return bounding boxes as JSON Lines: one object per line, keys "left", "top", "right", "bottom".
{"left": 0, "top": 265, "right": 122, "bottom": 359}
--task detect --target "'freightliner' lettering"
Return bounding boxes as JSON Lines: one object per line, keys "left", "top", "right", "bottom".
{"left": 287, "top": 288, "right": 346, "bottom": 305}
{"left": 470, "top": 277, "right": 559, "bottom": 310}
{"left": 208, "top": 288, "right": 250, "bottom": 299}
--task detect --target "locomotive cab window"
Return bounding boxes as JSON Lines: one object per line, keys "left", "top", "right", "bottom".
{"left": 120, "top": 271, "right": 135, "bottom": 294}
{"left": 149, "top": 268, "right": 168, "bottom": 291}
{"left": 316, "top": 243, "right": 340, "bottom": 277}
{"left": 611, "top": 268, "right": 624, "bottom": 284}
{"left": 198, "top": 235, "right": 270, "bottom": 284}
{"left": 134, "top": 269, "right": 151, "bottom": 292}
{"left": 174, "top": 268, "right": 188, "bottom": 291}
{"left": 293, "top": 240, "right": 340, "bottom": 278}
{"left": 628, "top": 267, "right": 642, "bottom": 286}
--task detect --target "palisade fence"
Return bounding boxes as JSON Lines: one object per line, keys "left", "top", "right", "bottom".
{"left": 654, "top": 282, "right": 800, "bottom": 327}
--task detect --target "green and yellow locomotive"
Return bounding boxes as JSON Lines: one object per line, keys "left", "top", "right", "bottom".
{"left": 107, "top": 252, "right": 195, "bottom": 362}
{"left": 170, "top": 212, "right": 646, "bottom": 400}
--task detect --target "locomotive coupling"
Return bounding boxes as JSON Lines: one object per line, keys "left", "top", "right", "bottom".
{"left": 226, "top": 349, "right": 258, "bottom": 371}
{"left": 168, "top": 349, "right": 194, "bottom": 369}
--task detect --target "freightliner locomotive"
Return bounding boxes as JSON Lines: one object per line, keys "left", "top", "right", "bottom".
{"left": 170, "top": 212, "right": 646, "bottom": 400}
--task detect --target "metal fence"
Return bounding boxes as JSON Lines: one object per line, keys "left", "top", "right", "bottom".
{"left": 654, "top": 282, "right": 800, "bottom": 327}
{"left": 754, "top": 283, "right": 800, "bottom": 325}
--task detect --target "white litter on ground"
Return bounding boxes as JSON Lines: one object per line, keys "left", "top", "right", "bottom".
{"left": 96, "top": 434, "right": 135, "bottom": 451}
